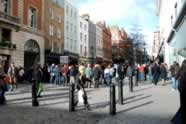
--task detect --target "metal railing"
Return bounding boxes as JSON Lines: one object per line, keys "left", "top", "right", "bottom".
{"left": 0, "top": 11, "right": 20, "bottom": 24}
{"left": 0, "top": 41, "right": 16, "bottom": 49}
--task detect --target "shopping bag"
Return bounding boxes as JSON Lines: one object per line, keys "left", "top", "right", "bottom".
{"left": 38, "top": 83, "right": 43, "bottom": 93}
{"left": 78, "top": 89, "right": 84, "bottom": 103}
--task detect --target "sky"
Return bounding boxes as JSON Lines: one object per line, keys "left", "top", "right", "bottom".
{"left": 70, "top": 0, "right": 159, "bottom": 53}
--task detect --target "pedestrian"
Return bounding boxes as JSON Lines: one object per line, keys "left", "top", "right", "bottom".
{"left": 0, "top": 65, "right": 7, "bottom": 105}
{"left": 170, "top": 62, "right": 176, "bottom": 91}
{"left": 69, "top": 64, "right": 75, "bottom": 85}
{"left": 172, "top": 59, "right": 186, "bottom": 124}
{"left": 152, "top": 62, "right": 160, "bottom": 86}
{"left": 54, "top": 64, "right": 61, "bottom": 85}
{"left": 104, "top": 64, "right": 112, "bottom": 86}
{"left": 49, "top": 64, "right": 56, "bottom": 84}
{"left": 62, "top": 64, "right": 69, "bottom": 87}
{"left": 160, "top": 63, "right": 167, "bottom": 86}
{"left": 92, "top": 64, "right": 101, "bottom": 88}
{"left": 148, "top": 64, "right": 153, "bottom": 82}
{"left": 75, "top": 68, "right": 90, "bottom": 111}
{"left": 139, "top": 64, "right": 145, "bottom": 82}
{"left": 85, "top": 64, "right": 93, "bottom": 88}
{"left": 8, "top": 63, "right": 18, "bottom": 91}
{"left": 127, "top": 63, "right": 134, "bottom": 92}
{"left": 42, "top": 64, "right": 50, "bottom": 83}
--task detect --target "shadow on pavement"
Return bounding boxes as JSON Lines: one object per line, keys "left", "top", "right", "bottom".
{"left": 124, "top": 95, "right": 152, "bottom": 105}
{"left": 118, "top": 101, "right": 154, "bottom": 113}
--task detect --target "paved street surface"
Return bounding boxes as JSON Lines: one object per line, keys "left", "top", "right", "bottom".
{"left": 0, "top": 80, "right": 179, "bottom": 124}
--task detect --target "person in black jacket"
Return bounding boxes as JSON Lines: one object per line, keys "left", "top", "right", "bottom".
{"left": 93, "top": 64, "right": 101, "bottom": 88}
{"left": 174, "top": 59, "right": 186, "bottom": 124}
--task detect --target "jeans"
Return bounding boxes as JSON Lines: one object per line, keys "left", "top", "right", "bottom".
{"left": 172, "top": 77, "right": 177, "bottom": 90}
{"left": 139, "top": 72, "right": 144, "bottom": 81}
{"left": 55, "top": 76, "right": 61, "bottom": 85}
{"left": 50, "top": 76, "right": 55, "bottom": 84}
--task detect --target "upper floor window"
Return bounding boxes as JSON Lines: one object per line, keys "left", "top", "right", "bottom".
{"left": 171, "top": 15, "right": 173, "bottom": 25}
{"left": 49, "top": 25, "right": 54, "bottom": 36}
{"left": 29, "top": 7, "right": 37, "bottom": 28}
{"left": 2, "top": 0, "right": 11, "bottom": 14}
{"left": 71, "top": 9, "right": 73, "bottom": 17}
{"left": 57, "top": 28, "right": 62, "bottom": 39}
{"left": 80, "top": 22, "right": 83, "bottom": 29}
{"left": 49, "top": 8, "right": 54, "bottom": 20}
{"left": 58, "top": 15, "right": 62, "bottom": 23}
{"left": 80, "top": 32, "right": 83, "bottom": 41}
{"left": 175, "top": 3, "right": 177, "bottom": 18}
{"left": 66, "top": 5, "right": 69, "bottom": 15}
{"left": 84, "top": 24, "right": 87, "bottom": 31}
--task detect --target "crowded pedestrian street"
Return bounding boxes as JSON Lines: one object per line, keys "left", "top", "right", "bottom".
{"left": 0, "top": 80, "right": 179, "bottom": 124}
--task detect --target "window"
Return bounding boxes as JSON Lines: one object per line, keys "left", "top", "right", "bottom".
{"left": 49, "top": 25, "right": 54, "bottom": 36}
{"left": 80, "top": 45, "right": 83, "bottom": 55}
{"left": 66, "top": 21, "right": 69, "bottom": 31}
{"left": 80, "top": 33, "right": 83, "bottom": 41}
{"left": 71, "top": 9, "right": 73, "bottom": 17}
{"left": 58, "top": 15, "right": 62, "bottom": 23}
{"left": 49, "top": 8, "right": 54, "bottom": 20}
{"left": 175, "top": 3, "right": 177, "bottom": 18}
{"left": 2, "top": 28, "right": 11, "bottom": 42}
{"left": 171, "top": 15, "right": 173, "bottom": 25}
{"left": 84, "top": 24, "right": 87, "bottom": 31}
{"left": 66, "top": 5, "right": 69, "bottom": 15}
{"left": 84, "top": 46, "right": 87, "bottom": 56}
{"left": 57, "top": 29, "right": 61, "bottom": 39}
{"left": 84, "top": 35, "right": 87, "bottom": 43}
{"left": 29, "top": 7, "right": 37, "bottom": 28}
{"left": 70, "top": 23, "right": 73, "bottom": 32}
{"left": 2, "top": 0, "right": 11, "bottom": 14}
{"left": 80, "top": 22, "right": 83, "bottom": 29}
{"left": 51, "top": 40, "right": 54, "bottom": 52}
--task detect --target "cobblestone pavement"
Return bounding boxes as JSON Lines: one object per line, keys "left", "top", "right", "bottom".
{"left": 0, "top": 80, "right": 179, "bottom": 124}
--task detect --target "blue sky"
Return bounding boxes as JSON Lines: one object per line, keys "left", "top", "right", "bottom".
{"left": 70, "top": 0, "right": 159, "bottom": 52}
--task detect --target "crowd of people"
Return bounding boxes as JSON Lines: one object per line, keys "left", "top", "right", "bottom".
{"left": 0, "top": 60, "right": 186, "bottom": 122}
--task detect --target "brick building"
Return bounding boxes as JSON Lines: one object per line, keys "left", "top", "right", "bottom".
{"left": 0, "top": 0, "right": 45, "bottom": 70}
{"left": 110, "top": 26, "right": 128, "bottom": 61}
{"left": 44, "top": 0, "right": 64, "bottom": 64}
{"left": 97, "top": 21, "right": 112, "bottom": 62}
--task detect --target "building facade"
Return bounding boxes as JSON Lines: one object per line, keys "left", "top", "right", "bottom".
{"left": 64, "top": 0, "right": 78, "bottom": 63}
{"left": 96, "top": 24, "right": 103, "bottom": 64}
{"left": 44, "top": 0, "right": 64, "bottom": 64}
{"left": 78, "top": 16, "right": 89, "bottom": 64}
{"left": 97, "top": 22, "right": 112, "bottom": 62}
{"left": 0, "top": 0, "right": 45, "bottom": 70}
{"left": 88, "top": 18, "right": 96, "bottom": 64}
{"left": 110, "top": 26, "right": 127, "bottom": 61}
{"left": 157, "top": 0, "right": 186, "bottom": 65}
{"left": 152, "top": 31, "right": 161, "bottom": 59}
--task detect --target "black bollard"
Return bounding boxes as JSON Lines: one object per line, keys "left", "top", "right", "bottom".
{"left": 135, "top": 70, "right": 139, "bottom": 86}
{"left": 118, "top": 80, "right": 123, "bottom": 105}
{"left": 32, "top": 81, "right": 39, "bottom": 107}
{"left": 110, "top": 84, "right": 116, "bottom": 115}
{"left": 129, "top": 77, "right": 133, "bottom": 92}
{"left": 69, "top": 83, "right": 75, "bottom": 112}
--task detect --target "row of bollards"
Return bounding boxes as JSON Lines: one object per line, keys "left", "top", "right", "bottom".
{"left": 68, "top": 77, "right": 135, "bottom": 115}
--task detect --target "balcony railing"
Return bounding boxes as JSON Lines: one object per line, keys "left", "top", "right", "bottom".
{"left": 0, "top": 11, "right": 20, "bottom": 24}
{"left": 0, "top": 42, "right": 16, "bottom": 50}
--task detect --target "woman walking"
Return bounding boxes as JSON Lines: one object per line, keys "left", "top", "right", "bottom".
{"left": 160, "top": 63, "right": 167, "bottom": 86}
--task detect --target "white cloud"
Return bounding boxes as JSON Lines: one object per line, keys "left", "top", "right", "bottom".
{"left": 78, "top": 0, "right": 134, "bottom": 22}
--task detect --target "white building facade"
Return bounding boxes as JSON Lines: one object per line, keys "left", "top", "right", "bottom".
{"left": 157, "top": 0, "right": 186, "bottom": 66}
{"left": 78, "top": 16, "right": 89, "bottom": 63}
{"left": 64, "top": 0, "right": 78, "bottom": 54}
{"left": 96, "top": 25, "right": 103, "bottom": 62}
